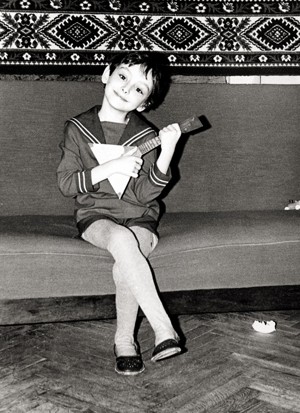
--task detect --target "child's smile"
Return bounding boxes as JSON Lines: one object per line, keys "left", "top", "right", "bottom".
{"left": 114, "top": 88, "right": 129, "bottom": 103}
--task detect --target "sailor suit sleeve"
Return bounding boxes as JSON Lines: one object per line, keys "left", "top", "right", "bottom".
{"left": 132, "top": 147, "right": 172, "bottom": 204}
{"left": 57, "top": 122, "right": 99, "bottom": 197}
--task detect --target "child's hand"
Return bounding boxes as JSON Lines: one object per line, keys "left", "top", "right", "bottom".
{"left": 159, "top": 123, "right": 181, "bottom": 154}
{"left": 156, "top": 123, "right": 182, "bottom": 175}
{"left": 110, "top": 149, "right": 143, "bottom": 178}
{"left": 91, "top": 148, "right": 143, "bottom": 184}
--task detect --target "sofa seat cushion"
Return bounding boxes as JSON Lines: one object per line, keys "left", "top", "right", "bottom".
{"left": 0, "top": 211, "right": 299, "bottom": 299}
{"left": 155, "top": 210, "right": 300, "bottom": 291}
{"left": 0, "top": 216, "right": 114, "bottom": 299}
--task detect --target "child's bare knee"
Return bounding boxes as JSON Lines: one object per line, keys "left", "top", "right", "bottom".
{"left": 109, "top": 226, "right": 136, "bottom": 250}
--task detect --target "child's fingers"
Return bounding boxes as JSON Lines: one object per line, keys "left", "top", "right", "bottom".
{"left": 161, "top": 123, "right": 180, "bottom": 133}
{"left": 133, "top": 156, "right": 143, "bottom": 165}
{"left": 160, "top": 123, "right": 181, "bottom": 137}
{"left": 159, "top": 123, "right": 182, "bottom": 149}
{"left": 113, "top": 154, "right": 143, "bottom": 177}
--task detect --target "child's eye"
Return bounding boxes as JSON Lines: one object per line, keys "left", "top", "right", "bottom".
{"left": 119, "top": 74, "right": 126, "bottom": 80}
{"left": 136, "top": 88, "right": 144, "bottom": 95}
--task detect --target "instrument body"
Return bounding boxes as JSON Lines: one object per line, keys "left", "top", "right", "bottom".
{"left": 91, "top": 115, "right": 205, "bottom": 198}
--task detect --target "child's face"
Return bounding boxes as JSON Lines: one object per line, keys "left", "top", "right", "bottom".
{"left": 102, "top": 64, "right": 154, "bottom": 115}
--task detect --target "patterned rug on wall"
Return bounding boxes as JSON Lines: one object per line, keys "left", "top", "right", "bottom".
{"left": 0, "top": 0, "right": 300, "bottom": 74}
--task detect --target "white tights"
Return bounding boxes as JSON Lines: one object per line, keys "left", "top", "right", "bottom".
{"left": 82, "top": 219, "right": 177, "bottom": 356}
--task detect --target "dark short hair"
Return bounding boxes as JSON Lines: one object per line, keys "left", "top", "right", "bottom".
{"left": 108, "top": 52, "right": 170, "bottom": 110}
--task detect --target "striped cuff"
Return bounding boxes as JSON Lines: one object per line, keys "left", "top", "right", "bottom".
{"left": 77, "top": 169, "right": 94, "bottom": 193}
{"left": 150, "top": 163, "right": 170, "bottom": 188}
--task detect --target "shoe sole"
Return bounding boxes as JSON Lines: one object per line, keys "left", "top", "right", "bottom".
{"left": 151, "top": 347, "right": 181, "bottom": 362}
{"left": 115, "top": 365, "right": 145, "bottom": 375}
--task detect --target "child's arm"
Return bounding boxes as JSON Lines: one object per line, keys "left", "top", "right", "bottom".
{"left": 91, "top": 149, "right": 143, "bottom": 185}
{"left": 156, "top": 123, "right": 182, "bottom": 174}
{"left": 132, "top": 123, "right": 181, "bottom": 204}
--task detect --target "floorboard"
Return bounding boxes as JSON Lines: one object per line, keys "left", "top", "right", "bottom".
{"left": 0, "top": 310, "right": 299, "bottom": 413}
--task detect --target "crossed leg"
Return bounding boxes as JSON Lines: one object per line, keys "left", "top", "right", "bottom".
{"left": 82, "top": 219, "right": 177, "bottom": 356}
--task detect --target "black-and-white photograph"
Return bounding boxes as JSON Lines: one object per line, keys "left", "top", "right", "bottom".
{"left": 0, "top": 1, "right": 299, "bottom": 411}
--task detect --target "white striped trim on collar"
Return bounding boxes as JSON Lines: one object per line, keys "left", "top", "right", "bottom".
{"left": 69, "top": 118, "right": 101, "bottom": 144}
{"left": 70, "top": 118, "right": 154, "bottom": 148}
{"left": 122, "top": 127, "right": 154, "bottom": 147}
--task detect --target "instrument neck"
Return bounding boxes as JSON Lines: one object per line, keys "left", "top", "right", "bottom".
{"left": 137, "top": 135, "right": 161, "bottom": 155}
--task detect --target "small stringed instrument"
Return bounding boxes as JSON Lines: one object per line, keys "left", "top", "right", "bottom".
{"left": 91, "top": 115, "right": 207, "bottom": 198}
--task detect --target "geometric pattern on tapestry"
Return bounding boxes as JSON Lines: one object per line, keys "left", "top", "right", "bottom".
{"left": 143, "top": 17, "right": 215, "bottom": 50}
{"left": 41, "top": 15, "right": 115, "bottom": 49}
{"left": 242, "top": 17, "right": 300, "bottom": 51}
{"left": 0, "top": 1, "right": 299, "bottom": 72}
{"left": 0, "top": 19, "right": 14, "bottom": 43}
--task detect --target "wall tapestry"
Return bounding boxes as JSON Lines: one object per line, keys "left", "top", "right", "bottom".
{"left": 0, "top": 0, "right": 299, "bottom": 75}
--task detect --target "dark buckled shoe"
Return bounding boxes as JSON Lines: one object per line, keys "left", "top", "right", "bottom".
{"left": 151, "top": 338, "right": 181, "bottom": 362}
{"left": 114, "top": 345, "right": 145, "bottom": 376}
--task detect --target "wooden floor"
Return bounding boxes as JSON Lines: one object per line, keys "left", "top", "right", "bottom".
{"left": 0, "top": 310, "right": 299, "bottom": 413}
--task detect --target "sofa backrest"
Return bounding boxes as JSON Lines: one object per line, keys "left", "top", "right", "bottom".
{"left": 0, "top": 80, "right": 299, "bottom": 216}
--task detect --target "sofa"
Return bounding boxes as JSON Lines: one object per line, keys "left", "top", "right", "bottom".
{"left": 0, "top": 78, "right": 299, "bottom": 325}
